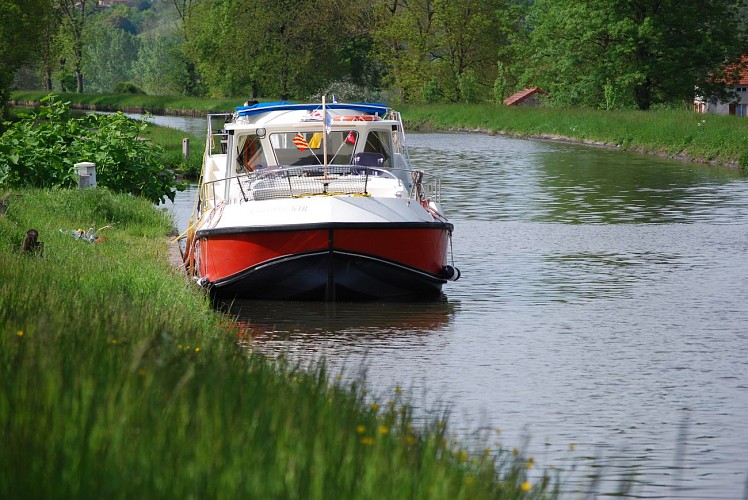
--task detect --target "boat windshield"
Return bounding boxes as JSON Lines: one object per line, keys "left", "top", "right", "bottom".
{"left": 270, "top": 130, "right": 359, "bottom": 166}
{"left": 235, "top": 134, "right": 268, "bottom": 173}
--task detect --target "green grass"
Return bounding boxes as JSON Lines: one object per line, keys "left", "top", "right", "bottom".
{"left": 0, "top": 188, "right": 552, "bottom": 498}
{"left": 10, "top": 90, "right": 240, "bottom": 115}
{"left": 143, "top": 123, "right": 203, "bottom": 178}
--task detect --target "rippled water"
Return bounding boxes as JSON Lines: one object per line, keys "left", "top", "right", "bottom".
{"left": 164, "top": 125, "right": 748, "bottom": 498}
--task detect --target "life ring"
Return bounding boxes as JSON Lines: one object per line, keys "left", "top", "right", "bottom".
{"left": 333, "top": 114, "right": 380, "bottom": 122}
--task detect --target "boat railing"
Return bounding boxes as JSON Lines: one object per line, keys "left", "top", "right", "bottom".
{"left": 198, "top": 165, "right": 441, "bottom": 211}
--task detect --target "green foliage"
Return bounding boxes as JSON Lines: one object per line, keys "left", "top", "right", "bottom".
{"left": 131, "top": 35, "right": 191, "bottom": 96}
{"left": 374, "top": 0, "right": 512, "bottom": 103}
{"left": 459, "top": 70, "right": 479, "bottom": 104}
{"left": 113, "top": 82, "right": 146, "bottom": 94}
{"left": 184, "top": 0, "right": 372, "bottom": 99}
{"left": 0, "top": 188, "right": 554, "bottom": 499}
{"left": 0, "top": 96, "right": 176, "bottom": 203}
{"left": 0, "top": 0, "right": 47, "bottom": 120}
{"left": 82, "top": 22, "right": 139, "bottom": 93}
{"left": 520, "top": 0, "right": 748, "bottom": 110}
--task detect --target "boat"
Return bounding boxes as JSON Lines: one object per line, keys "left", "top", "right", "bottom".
{"left": 182, "top": 99, "right": 460, "bottom": 301}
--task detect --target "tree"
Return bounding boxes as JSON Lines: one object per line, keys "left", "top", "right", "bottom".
{"left": 56, "top": 0, "right": 94, "bottom": 93}
{"left": 185, "top": 0, "right": 369, "bottom": 99}
{"left": 374, "top": 0, "right": 513, "bottom": 103}
{"left": 520, "top": 0, "right": 748, "bottom": 110}
{"left": 0, "top": 0, "right": 47, "bottom": 121}
{"left": 83, "top": 23, "right": 139, "bottom": 93}
{"left": 132, "top": 36, "right": 190, "bottom": 96}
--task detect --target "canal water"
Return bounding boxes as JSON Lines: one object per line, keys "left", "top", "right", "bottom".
{"left": 160, "top": 117, "right": 748, "bottom": 498}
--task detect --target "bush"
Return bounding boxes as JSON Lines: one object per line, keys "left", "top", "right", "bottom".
{"left": 0, "top": 95, "right": 176, "bottom": 203}
{"left": 114, "top": 82, "right": 146, "bottom": 95}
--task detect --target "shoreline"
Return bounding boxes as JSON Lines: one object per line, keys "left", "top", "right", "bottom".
{"left": 10, "top": 96, "right": 746, "bottom": 170}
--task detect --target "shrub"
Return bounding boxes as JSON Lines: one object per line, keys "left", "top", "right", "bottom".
{"left": 114, "top": 82, "right": 146, "bottom": 95}
{"left": 0, "top": 95, "right": 176, "bottom": 203}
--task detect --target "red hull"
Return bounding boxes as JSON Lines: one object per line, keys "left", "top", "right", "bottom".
{"left": 195, "top": 223, "right": 453, "bottom": 300}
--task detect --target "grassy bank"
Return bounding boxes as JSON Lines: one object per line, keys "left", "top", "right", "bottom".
{"left": 399, "top": 104, "right": 748, "bottom": 169}
{"left": 143, "top": 123, "right": 203, "bottom": 178}
{"left": 0, "top": 188, "right": 550, "bottom": 498}
{"left": 10, "top": 90, "right": 748, "bottom": 169}
{"left": 10, "top": 90, "right": 238, "bottom": 116}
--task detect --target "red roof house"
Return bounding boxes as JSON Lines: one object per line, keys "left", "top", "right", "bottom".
{"left": 503, "top": 87, "right": 547, "bottom": 107}
{"left": 694, "top": 55, "right": 748, "bottom": 116}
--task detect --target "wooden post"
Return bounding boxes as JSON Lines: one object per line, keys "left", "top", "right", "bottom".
{"left": 182, "top": 138, "right": 190, "bottom": 158}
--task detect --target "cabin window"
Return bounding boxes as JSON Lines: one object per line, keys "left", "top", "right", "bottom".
{"left": 736, "top": 104, "right": 748, "bottom": 117}
{"left": 236, "top": 135, "right": 268, "bottom": 172}
{"left": 269, "top": 131, "right": 359, "bottom": 166}
{"left": 363, "top": 130, "right": 392, "bottom": 167}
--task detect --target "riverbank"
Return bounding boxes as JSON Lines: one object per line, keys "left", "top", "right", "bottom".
{"left": 11, "top": 90, "right": 748, "bottom": 170}
{"left": 0, "top": 188, "right": 550, "bottom": 498}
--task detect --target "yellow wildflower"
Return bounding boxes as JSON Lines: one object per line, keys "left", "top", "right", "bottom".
{"left": 521, "top": 481, "right": 532, "bottom": 492}
{"left": 16, "top": 330, "right": 24, "bottom": 337}
{"left": 526, "top": 457, "right": 535, "bottom": 469}
{"left": 369, "top": 402, "right": 379, "bottom": 412}
{"left": 360, "top": 437, "right": 374, "bottom": 446}
{"left": 194, "top": 347, "right": 201, "bottom": 353}
{"left": 395, "top": 385, "right": 402, "bottom": 394}
{"left": 356, "top": 425, "right": 366, "bottom": 434}
{"left": 405, "top": 435, "right": 416, "bottom": 444}
{"left": 378, "top": 425, "right": 389, "bottom": 435}
{"left": 569, "top": 443, "right": 576, "bottom": 451}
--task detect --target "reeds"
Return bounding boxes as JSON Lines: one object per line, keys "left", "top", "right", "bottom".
{"left": 0, "top": 188, "right": 551, "bottom": 498}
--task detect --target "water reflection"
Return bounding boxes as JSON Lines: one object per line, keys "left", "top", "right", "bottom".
{"left": 223, "top": 298, "right": 458, "bottom": 342}
{"left": 411, "top": 132, "right": 748, "bottom": 224}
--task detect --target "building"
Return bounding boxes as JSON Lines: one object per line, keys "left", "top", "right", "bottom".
{"left": 503, "top": 87, "right": 547, "bottom": 107}
{"left": 694, "top": 56, "right": 748, "bottom": 116}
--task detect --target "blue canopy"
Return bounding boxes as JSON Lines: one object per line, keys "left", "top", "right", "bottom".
{"left": 235, "top": 101, "right": 389, "bottom": 117}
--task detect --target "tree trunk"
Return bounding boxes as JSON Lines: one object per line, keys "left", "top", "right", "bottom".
{"left": 76, "top": 70, "right": 84, "bottom": 93}
{"left": 634, "top": 78, "right": 652, "bottom": 110}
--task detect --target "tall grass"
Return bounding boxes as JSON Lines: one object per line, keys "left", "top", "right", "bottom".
{"left": 0, "top": 188, "right": 551, "bottom": 498}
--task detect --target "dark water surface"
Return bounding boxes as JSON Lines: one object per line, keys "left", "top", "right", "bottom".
{"left": 164, "top": 124, "right": 748, "bottom": 498}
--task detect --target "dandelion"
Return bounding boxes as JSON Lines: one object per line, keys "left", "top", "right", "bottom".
{"left": 526, "top": 457, "right": 535, "bottom": 469}
{"left": 395, "top": 385, "right": 402, "bottom": 394}
{"left": 457, "top": 450, "right": 469, "bottom": 462}
{"left": 356, "top": 425, "right": 366, "bottom": 434}
{"left": 369, "top": 402, "right": 379, "bottom": 413}
{"left": 111, "top": 338, "right": 118, "bottom": 344}
{"left": 521, "top": 481, "right": 532, "bottom": 492}
{"left": 378, "top": 425, "right": 389, "bottom": 435}
{"left": 16, "top": 330, "right": 24, "bottom": 337}
{"left": 194, "top": 347, "right": 201, "bottom": 353}
{"left": 405, "top": 435, "right": 416, "bottom": 444}
{"left": 512, "top": 448, "right": 519, "bottom": 456}
{"left": 360, "top": 437, "right": 374, "bottom": 446}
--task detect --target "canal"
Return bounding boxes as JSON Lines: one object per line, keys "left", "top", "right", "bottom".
{"left": 159, "top": 116, "right": 748, "bottom": 498}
